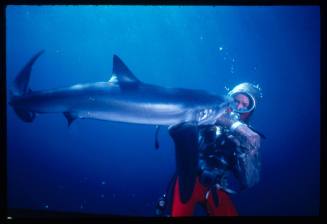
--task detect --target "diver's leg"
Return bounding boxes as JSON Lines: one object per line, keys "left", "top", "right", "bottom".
{"left": 171, "top": 177, "right": 199, "bottom": 216}
{"left": 206, "top": 189, "right": 238, "bottom": 216}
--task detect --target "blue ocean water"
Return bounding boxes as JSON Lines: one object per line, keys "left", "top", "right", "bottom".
{"left": 6, "top": 6, "right": 320, "bottom": 216}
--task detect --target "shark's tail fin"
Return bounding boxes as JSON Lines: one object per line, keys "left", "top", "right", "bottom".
{"left": 9, "top": 50, "right": 44, "bottom": 122}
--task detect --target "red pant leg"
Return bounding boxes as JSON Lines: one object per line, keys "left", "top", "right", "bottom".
{"left": 206, "top": 189, "right": 238, "bottom": 216}
{"left": 171, "top": 177, "right": 204, "bottom": 217}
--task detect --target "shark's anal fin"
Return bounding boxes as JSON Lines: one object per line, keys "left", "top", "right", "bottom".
{"left": 63, "top": 112, "right": 77, "bottom": 127}
{"left": 110, "top": 55, "right": 141, "bottom": 90}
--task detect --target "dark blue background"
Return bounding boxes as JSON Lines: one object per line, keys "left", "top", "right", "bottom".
{"left": 6, "top": 6, "right": 320, "bottom": 216}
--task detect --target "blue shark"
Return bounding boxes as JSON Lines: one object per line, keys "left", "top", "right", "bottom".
{"left": 9, "top": 50, "right": 228, "bottom": 127}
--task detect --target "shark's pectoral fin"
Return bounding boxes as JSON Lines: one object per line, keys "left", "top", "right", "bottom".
{"left": 109, "top": 55, "right": 142, "bottom": 90}
{"left": 63, "top": 112, "right": 77, "bottom": 127}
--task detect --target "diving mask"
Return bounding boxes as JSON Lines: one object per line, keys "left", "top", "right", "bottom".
{"left": 229, "top": 92, "right": 256, "bottom": 114}
{"left": 227, "top": 82, "right": 263, "bottom": 114}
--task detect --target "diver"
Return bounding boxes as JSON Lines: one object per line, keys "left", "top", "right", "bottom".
{"left": 155, "top": 82, "right": 263, "bottom": 216}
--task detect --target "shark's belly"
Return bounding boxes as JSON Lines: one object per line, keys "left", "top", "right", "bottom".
{"left": 75, "top": 99, "right": 194, "bottom": 126}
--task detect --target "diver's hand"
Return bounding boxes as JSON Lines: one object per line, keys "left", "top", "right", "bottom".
{"left": 233, "top": 124, "right": 261, "bottom": 151}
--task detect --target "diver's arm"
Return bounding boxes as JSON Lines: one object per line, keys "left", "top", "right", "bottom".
{"left": 233, "top": 124, "right": 261, "bottom": 151}
{"left": 230, "top": 132, "right": 261, "bottom": 189}
{"left": 233, "top": 142, "right": 261, "bottom": 189}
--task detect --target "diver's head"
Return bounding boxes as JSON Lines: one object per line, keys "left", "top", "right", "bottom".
{"left": 228, "top": 82, "right": 263, "bottom": 122}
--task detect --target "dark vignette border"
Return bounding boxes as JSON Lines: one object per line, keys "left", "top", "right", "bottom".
{"left": 0, "top": 0, "right": 324, "bottom": 224}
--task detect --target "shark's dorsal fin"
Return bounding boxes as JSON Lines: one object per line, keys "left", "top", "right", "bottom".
{"left": 110, "top": 55, "right": 141, "bottom": 90}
